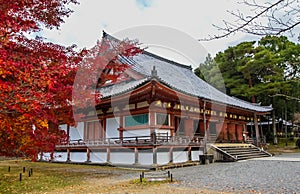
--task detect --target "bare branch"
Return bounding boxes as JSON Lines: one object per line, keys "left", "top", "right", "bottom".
{"left": 199, "top": 0, "right": 300, "bottom": 41}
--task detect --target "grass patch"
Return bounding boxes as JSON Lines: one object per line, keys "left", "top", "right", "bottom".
{"left": 266, "top": 138, "right": 300, "bottom": 154}
{"left": 0, "top": 160, "right": 123, "bottom": 193}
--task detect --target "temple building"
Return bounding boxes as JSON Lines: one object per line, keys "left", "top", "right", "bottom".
{"left": 50, "top": 33, "right": 272, "bottom": 167}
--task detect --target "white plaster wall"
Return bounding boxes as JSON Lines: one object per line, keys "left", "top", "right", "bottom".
{"left": 173, "top": 151, "right": 188, "bottom": 163}
{"left": 191, "top": 150, "right": 203, "bottom": 161}
{"left": 106, "top": 117, "right": 120, "bottom": 138}
{"left": 41, "top": 152, "right": 67, "bottom": 162}
{"left": 54, "top": 152, "right": 68, "bottom": 162}
{"left": 90, "top": 152, "right": 107, "bottom": 163}
{"left": 157, "top": 152, "right": 169, "bottom": 165}
{"left": 70, "top": 152, "right": 86, "bottom": 162}
{"left": 110, "top": 151, "right": 135, "bottom": 164}
{"left": 40, "top": 152, "right": 66, "bottom": 162}
{"left": 41, "top": 152, "right": 51, "bottom": 161}
{"left": 51, "top": 149, "right": 202, "bottom": 165}
{"left": 123, "top": 129, "right": 150, "bottom": 138}
{"left": 138, "top": 152, "right": 153, "bottom": 165}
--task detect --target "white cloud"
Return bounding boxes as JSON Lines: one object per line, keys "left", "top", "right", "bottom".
{"left": 41, "top": 0, "right": 263, "bottom": 61}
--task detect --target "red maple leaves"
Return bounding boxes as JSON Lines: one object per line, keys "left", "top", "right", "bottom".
{"left": 0, "top": 0, "right": 142, "bottom": 160}
{"left": 0, "top": 0, "right": 80, "bottom": 160}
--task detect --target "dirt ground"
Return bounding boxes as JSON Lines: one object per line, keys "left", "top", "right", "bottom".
{"left": 0, "top": 159, "right": 231, "bottom": 194}
{"left": 52, "top": 176, "right": 230, "bottom": 194}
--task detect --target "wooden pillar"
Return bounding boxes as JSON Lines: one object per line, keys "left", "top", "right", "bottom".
{"left": 86, "top": 148, "right": 91, "bottom": 163}
{"left": 216, "top": 123, "right": 221, "bottom": 141}
{"left": 272, "top": 109, "right": 278, "bottom": 144}
{"left": 106, "top": 147, "right": 110, "bottom": 163}
{"left": 66, "top": 124, "right": 70, "bottom": 143}
{"left": 170, "top": 113, "right": 175, "bottom": 136}
{"left": 169, "top": 147, "right": 173, "bottom": 163}
{"left": 188, "top": 146, "right": 192, "bottom": 161}
{"left": 203, "top": 101, "right": 207, "bottom": 154}
{"left": 99, "top": 118, "right": 104, "bottom": 139}
{"left": 259, "top": 116, "right": 263, "bottom": 143}
{"left": 254, "top": 112, "right": 261, "bottom": 145}
{"left": 103, "top": 118, "right": 107, "bottom": 139}
{"left": 221, "top": 123, "right": 228, "bottom": 141}
{"left": 134, "top": 147, "right": 139, "bottom": 164}
{"left": 119, "top": 115, "right": 124, "bottom": 140}
{"left": 66, "top": 148, "right": 71, "bottom": 162}
{"left": 199, "top": 120, "right": 205, "bottom": 136}
{"left": 242, "top": 124, "right": 248, "bottom": 142}
{"left": 150, "top": 111, "right": 156, "bottom": 138}
{"left": 235, "top": 124, "right": 238, "bottom": 141}
{"left": 153, "top": 147, "right": 157, "bottom": 165}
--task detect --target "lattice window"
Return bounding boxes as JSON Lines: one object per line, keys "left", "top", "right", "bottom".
{"left": 125, "top": 114, "right": 149, "bottom": 127}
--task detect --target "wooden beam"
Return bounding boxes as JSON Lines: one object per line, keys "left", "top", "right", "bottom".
{"left": 254, "top": 112, "right": 261, "bottom": 145}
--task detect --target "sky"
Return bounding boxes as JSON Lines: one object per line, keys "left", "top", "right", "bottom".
{"left": 42, "top": 0, "right": 260, "bottom": 66}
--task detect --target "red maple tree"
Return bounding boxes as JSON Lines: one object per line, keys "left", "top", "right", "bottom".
{"left": 0, "top": 0, "right": 142, "bottom": 160}
{"left": 0, "top": 0, "right": 82, "bottom": 160}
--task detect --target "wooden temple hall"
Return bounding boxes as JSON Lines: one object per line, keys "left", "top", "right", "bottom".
{"left": 50, "top": 33, "right": 273, "bottom": 167}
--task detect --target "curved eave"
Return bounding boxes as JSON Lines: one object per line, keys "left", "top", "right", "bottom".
{"left": 98, "top": 77, "right": 150, "bottom": 100}
{"left": 152, "top": 77, "right": 272, "bottom": 114}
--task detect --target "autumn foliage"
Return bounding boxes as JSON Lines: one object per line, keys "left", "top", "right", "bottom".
{"left": 0, "top": 0, "right": 142, "bottom": 160}
{"left": 72, "top": 35, "right": 143, "bottom": 110}
{"left": 0, "top": 0, "right": 81, "bottom": 159}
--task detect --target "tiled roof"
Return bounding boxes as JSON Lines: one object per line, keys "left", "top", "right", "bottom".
{"left": 99, "top": 78, "right": 149, "bottom": 98}
{"left": 99, "top": 34, "right": 272, "bottom": 113}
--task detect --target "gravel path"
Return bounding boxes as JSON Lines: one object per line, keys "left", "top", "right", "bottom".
{"left": 169, "top": 153, "right": 300, "bottom": 194}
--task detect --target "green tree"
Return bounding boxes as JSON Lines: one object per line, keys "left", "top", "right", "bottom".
{"left": 214, "top": 41, "right": 260, "bottom": 102}
{"left": 194, "top": 53, "right": 225, "bottom": 93}
{"left": 212, "top": 36, "right": 300, "bottom": 104}
{"left": 198, "top": 35, "right": 299, "bottom": 122}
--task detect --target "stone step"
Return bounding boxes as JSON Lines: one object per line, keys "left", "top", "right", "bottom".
{"left": 221, "top": 147, "right": 257, "bottom": 150}
{"left": 237, "top": 154, "right": 270, "bottom": 160}
{"left": 223, "top": 149, "right": 260, "bottom": 153}
{"left": 229, "top": 151, "right": 267, "bottom": 155}
{"left": 224, "top": 149, "right": 262, "bottom": 154}
{"left": 232, "top": 152, "right": 269, "bottom": 157}
{"left": 141, "top": 171, "right": 172, "bottom": 182}
{"left": 213, "top": 143, "right": 271, "bottom": 161}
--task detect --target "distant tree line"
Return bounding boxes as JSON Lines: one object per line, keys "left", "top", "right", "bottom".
{"left": 195, "top": 35, "right": 300, "bottom": 122}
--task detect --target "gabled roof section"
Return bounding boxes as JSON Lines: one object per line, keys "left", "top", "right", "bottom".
{"left": 98, "top": 32, "right": 272, "bottom": 113}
